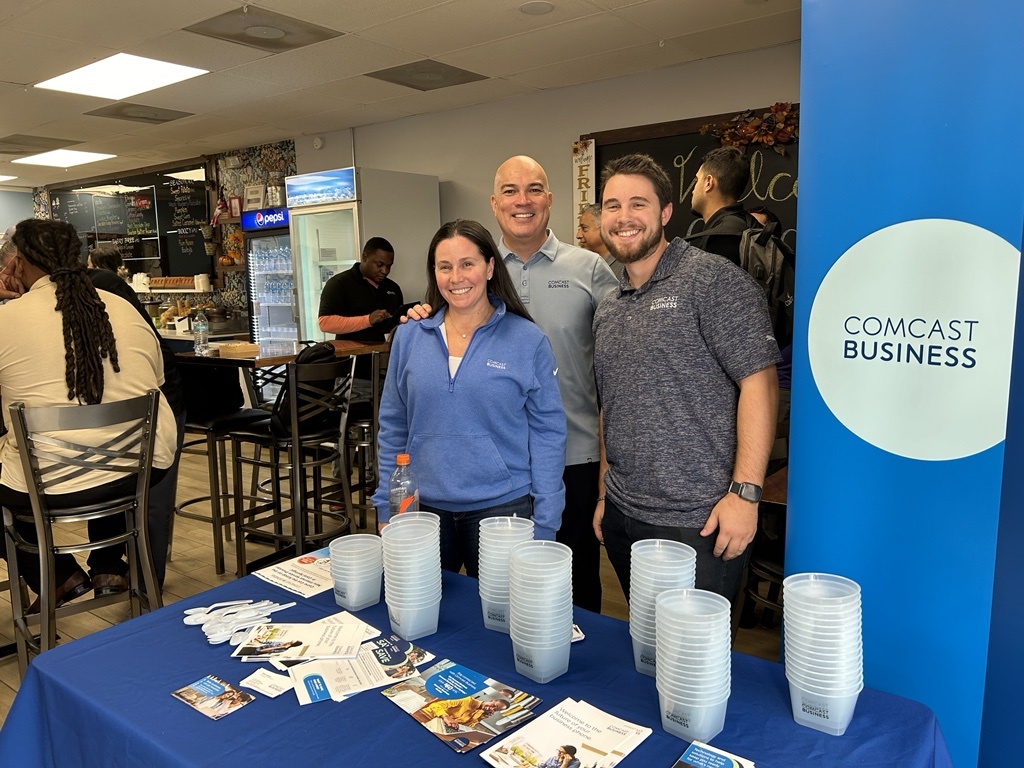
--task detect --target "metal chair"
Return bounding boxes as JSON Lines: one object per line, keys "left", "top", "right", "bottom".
{"left": 231, "top": 354, "right": 356, "bottom": 575}
{"left": 173, "top": 366, "right": 268, "bottom": 574}
{"left": 2, "top": 391, "right": 163, "bottom": 676}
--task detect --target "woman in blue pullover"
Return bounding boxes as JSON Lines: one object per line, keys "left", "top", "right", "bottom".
{"left": 373, "top": 219, "right": 566, "bottom": 577}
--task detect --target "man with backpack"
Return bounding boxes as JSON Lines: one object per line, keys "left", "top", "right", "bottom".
{"left": 689, "top": 147, "right": 794, "bottom": 472}
{"left": 687, "top": 146, "right": 751, "bottom": 268}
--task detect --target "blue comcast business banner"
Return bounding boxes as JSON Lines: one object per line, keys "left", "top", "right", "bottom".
{"left": 792, "top": 1, "right": 1024, "bottom": 765}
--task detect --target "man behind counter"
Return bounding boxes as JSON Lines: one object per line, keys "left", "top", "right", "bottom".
{"left": 318, "top": 237, "right": 406, "bottom": 403}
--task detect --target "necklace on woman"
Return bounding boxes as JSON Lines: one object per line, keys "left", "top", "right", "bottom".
{"left": 447, "top": 307, "right": 493, "bottom": 339}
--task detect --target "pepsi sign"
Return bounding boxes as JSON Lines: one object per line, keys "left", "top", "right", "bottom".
{"left": 241, "top": 207, "right": 289, "bottom": 231}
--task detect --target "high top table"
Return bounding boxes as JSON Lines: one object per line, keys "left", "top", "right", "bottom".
{"left": 0, "top": 571, "right": 952, "bottom": 767}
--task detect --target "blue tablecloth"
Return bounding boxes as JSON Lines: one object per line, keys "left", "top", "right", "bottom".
{"left": 0, "top": 571, "right": 952, "bottom": 767}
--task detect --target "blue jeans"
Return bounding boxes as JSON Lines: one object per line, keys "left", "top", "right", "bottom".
{"left": 421, "top": 495, "right": 533, "bottom": 578}
{"left": 601, "top": 498, "right": 750, "bottom": 604}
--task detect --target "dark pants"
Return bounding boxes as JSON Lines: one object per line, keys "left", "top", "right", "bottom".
{"left": 601, "top": 498, "right": 750, "bottom": 605}
{"left": 1, "top": 469, "right": 168, "bottom": 595}
{"left": 147, "top": 402, "right": 186, "bottom": 588}
{"left": 423, "top": 495, "right": 533, "bottom": 578}
{"left": 557, "top": 462, "right": 602, "bottom": 613}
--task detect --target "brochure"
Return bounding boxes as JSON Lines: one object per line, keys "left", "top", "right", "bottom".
{"left": 382, "top": 659, "right": 542, "bottom": 753}
{"left": 481, "top": 697, "right": 651, "bottom": 768}
{"left": 171, "top": 674, "right": 255, "bottom": 720}
{"left": 287, "top": 633, "right": 436, "bottom": 705}
{"left": 231, "top": 611, "right": 366, "bottom": 662}
{"left": 673, "top": 742, "right": 755, "bottom": 768}
{"left": 252, "top": 546, "right": 333, "bottom": 598}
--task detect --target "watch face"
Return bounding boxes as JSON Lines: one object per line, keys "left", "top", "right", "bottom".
{"left": 731, "top": 482, "right": 762, "bottom": 503}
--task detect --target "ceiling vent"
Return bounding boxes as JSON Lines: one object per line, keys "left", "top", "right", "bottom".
{"left": 0, "top": 134, "right": 78, "bottom": 155}
{"left": 185, "top": 6, "right": 342, "bottom": 53}
{"left": 366, "top": 59, "right": 487, "bottom": 92}
{"left": 86, "top": 103, "right": 194, "bottom": 125}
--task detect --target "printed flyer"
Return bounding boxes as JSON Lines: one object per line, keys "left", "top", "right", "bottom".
{"left": 382, "top": 659, "right": 541, "bottom": 753}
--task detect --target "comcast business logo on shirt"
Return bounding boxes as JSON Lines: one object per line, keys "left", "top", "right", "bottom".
{"left": 809, "top": 219, "right": 1020, "bottom": 461}
{"left": 649, "top": 296, "right": 678, "bottom": 311}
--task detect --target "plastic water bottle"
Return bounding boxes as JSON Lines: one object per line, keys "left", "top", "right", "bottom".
{"left": 388, "top": 453, "right": 419, "bottom": 518}
{"left": 193, "top": 310, "right": 209, "bottom": 356}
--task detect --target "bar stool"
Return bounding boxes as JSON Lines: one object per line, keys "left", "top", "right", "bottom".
{"left": 737, "top": 499, "right": 787, "bottom": 630}
{"left": 2, "top": 391, "right": 162, "bottom": 677}
{"left": 231, "top": 350, "right": 356, "bottom": 575}
{"left": 344, "top": 417, "right": 376, "bottom": 529}
{"left": 174, "top": 365, "right": 267, "bottom": 574}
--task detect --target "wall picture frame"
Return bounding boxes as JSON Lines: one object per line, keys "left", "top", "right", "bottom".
{"left": 228, "top": 195, "right": 242, "bottom": 219}
{"left": 242, "top": 184, "right": 265, "bottom": 211}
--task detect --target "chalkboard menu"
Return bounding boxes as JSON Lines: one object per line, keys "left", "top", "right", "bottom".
{"left": 47, "top": 164, "right": 210, "bottom": 276}
{"left": 586, "top": 108, "right": 799, "bottom": 250}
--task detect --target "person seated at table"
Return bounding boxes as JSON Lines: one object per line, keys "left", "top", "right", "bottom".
{"left": 371, "top": 219, "right": 566, "bottom": 577}
{"left": 318, "top": 237, "right": 405, "bottom": 414}
{"left": 0, "top": 225, "right": 24, "bottom": 301}
{"left": 0, "top": 219, "right": 178, "bottom": 612}
{"left": 87, "top": 243, "right": 186, "bottom": 590}
{"left": 86, "top": 241, "right": 129, "bottom": 280}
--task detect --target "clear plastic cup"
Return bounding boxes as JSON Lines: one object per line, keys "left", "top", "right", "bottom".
{"left": 656, "top": 588, "right": 732, "bottom": 620}
{"left": 783, "top": 572, "right": 861, "bottom": 604}
{"left": 788, "top": 681, "right": 861, "bottom": 736}
{"left": 657, "top": 690, "right": 728, "bottom": 743}
{"left": 512, "top": 637, "right": 570, "bottom": 684}
{"left": 481, "top": 597, "right": 510, "bottom": 632}
{"left": 388, "top": 597, "right": 441, "bottom": 641}
{"left": 333, "top": 571, "right": 382, "bottom": 611}
{"left": 632, "top": 637, "right": 657, "bottom": 676}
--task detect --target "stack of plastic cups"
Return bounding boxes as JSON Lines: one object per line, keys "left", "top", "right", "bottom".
{"left": 478, "top": 517, "right": 536, "bottom": 633}
{"left": 655, "top": 589, "right": 732, "bottom": 743}
{"left": 783, "top": 573, "right": 863, "bottom": 736}
{"left": 628, "top": 539, "right": 697, "bottom": 676}
{"left": 508, "top": 540, "right": 573, "bottom": 684}
{"left": 329, "top": 534, "right": 383, "bottom": 610}
{"left": 382, "top": 512, "right": 442, "bottom": 641}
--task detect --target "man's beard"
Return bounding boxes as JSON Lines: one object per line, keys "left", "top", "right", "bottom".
{"left": 603, "top": 223, "right": 663, "bottom": 264}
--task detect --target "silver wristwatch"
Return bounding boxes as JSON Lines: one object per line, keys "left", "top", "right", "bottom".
{"left": 728, "top": 481, "right": 763, "bottom": 503}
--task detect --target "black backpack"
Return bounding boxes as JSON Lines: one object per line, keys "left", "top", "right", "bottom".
{"left": 269, "top": 341, "right": 341, "bottom": 437}
{"left": 687, "top": 210, "right": 796, "bottom": 350}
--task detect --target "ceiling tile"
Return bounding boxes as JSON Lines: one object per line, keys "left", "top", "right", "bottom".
{"left": 619, "top": 0, "right": 801, "bottom": 38}
{"left": 271, "top": 102, "right": 418, "bottom": 136}
{"left": 122, "top": 114, "right": 257, "bottom": 142}
{"left": 310, "top": 76, "right": 419, "bottom": 104}
{"left": 184, "top": 126, "right": 296, "bottom": 153}
{"left": 357, "top": 0, "right": 601, "bottom": 56}
{"left": 378, "top": 77, "right": 535, "bottom": 115}
{"left": 440, "top": 14, "right": 656, "bottom": 77}
{"left": 133, "top": 73, "right": 292, "bottom": 114}
{"left": 207, "top": 89, "right": 356, "bottom": 122}
{"left": 5, "top": 0, "right": 239, "bottom": 49}
{"left": 676, "top": 10, "right": 800, "bottom": 58}
{"left": 126, "top": 30, "right": 272, "bottom": 72}
{"left": 0, "top": 31, "right": 115, "bottom": 84}
{"left": 224, "top": 35, "right": 420, "bottom": 88}
{"left": 507, "top": 37, "right": 701, "bottom": 90}
{"left": 252, "top": 0, "right": 453, "bottom": 33}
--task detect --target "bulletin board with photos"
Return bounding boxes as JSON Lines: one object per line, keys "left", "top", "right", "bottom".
{"left": 577, "top": 105, "right": 799, "bottom": 248}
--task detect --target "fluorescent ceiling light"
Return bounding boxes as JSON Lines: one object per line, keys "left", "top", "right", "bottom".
{"left": 76, "top": 185, "right": 149, "bottom": 194}
{"left": 35, "top": 53, "right": 207, "bottom": 100}
{"left": 13, "top": 149, "right": 116, "bottom": 167}
{"left": 0, "top": 175, "right": 17, "bottom": 182}
{"left": 165, "top": 168, "right": 206, "bottom": 182}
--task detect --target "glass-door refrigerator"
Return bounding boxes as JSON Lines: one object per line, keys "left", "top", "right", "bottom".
{"left": 241, "top": 206, "right": 298, "bottom": 356}
{"left": 285, "top": 167, "right": 440, "bottom": 341}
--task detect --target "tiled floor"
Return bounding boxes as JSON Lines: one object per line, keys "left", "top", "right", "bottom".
{"left": 0, "top": 450, "right": 780, "bottom": 725}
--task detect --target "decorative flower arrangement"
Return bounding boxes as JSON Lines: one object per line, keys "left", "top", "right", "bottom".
{"left": 701, "top": 102, "right": 799, "bottom": 156}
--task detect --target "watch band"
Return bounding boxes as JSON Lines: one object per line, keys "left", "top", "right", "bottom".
{"left": 729, "top": 481, "right": 763, "bottom": 503}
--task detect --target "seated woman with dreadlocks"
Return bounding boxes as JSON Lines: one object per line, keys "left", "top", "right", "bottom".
{"left": 0, "top": 219, "right": 177, "bottom": 612}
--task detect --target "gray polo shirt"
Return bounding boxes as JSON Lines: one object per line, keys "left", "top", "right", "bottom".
{"left": 594, "top": 237, "right": 781, "bottom": 527}
{"left": 500, "top": 230, "right": 618, "bottom": 466}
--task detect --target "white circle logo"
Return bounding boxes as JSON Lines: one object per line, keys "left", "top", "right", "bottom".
{"left": 808, "top": 219, "right": 1020, "bottom": 461}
